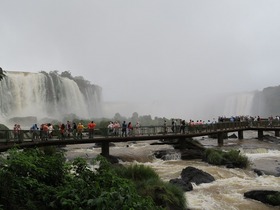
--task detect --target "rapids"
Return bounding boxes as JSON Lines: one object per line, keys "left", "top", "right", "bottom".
{"left": 65, "top": 130, "right": 280, "bottom": 210}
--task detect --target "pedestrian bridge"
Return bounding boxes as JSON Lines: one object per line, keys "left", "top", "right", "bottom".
{"left": 0, "top": 121, "right": 280, "bottom": 157}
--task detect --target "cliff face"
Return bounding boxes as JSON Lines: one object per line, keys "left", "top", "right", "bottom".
{"left": 0, "top": 71, "right": 103, "bottom": 121}
{"left": 252, "top": 85, "right": 280, "bottom": 117}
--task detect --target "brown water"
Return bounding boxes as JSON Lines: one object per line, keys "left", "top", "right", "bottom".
{"left": 65, "top": 130, "right": 280, "bottom": 210}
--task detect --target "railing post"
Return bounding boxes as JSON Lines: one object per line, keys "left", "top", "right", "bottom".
{"left": 101, "top": 142, "right": 110, "bottom": 158}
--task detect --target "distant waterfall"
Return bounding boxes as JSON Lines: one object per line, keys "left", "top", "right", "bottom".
{"left": 223, "top": 92, "right": 255, "bottom": 117}
{"left": 0, "top": 71, "right": 103, "bottom": 121}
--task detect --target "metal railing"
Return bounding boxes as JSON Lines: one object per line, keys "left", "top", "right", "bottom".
{"left": 0, "top": 120, "right": 268, "bottom": 144}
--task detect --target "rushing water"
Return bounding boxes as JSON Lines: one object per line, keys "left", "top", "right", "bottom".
{"left": 65, "top": 130, "right": 280, "bottom": 210}
{"left": 0, "top": 71, "right": 102, "bottom": 122}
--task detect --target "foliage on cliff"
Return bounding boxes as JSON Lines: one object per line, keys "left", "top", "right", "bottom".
{"left": 0, "top": 148, "right": 186, "bottom": 210}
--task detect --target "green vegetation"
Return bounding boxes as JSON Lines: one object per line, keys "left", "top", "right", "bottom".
{"left": 114, "top": 164, "right": 187, "bottom": 210}
{"left": 203, "top": 148, "right": 250, "bottom": 168}
{"left": 0, "top": 148, "right": 186, "bottom": 210}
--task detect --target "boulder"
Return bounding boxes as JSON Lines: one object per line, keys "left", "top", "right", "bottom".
{"left": 228, "top": 133, "right": 238, "bottom": 138}
{"left": 169, "top": 166, "right": 215, "bottom": 192}
{"left": 180, "top": 149, "right": 204, "bottom": 160}
{"left": 244, "top": 190, "right": 280, "bottom": 206}
{"left": 181, "top": 166, "right": 215, "bottom": 185}
{"left": 169, "top": 178, "right": 193, "bottom": 191}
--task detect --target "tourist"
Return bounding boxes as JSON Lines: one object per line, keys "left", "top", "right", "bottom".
{"left": 171, "top": 119, "right": 176, "bottom": 133}
{"left": 16, "top": 124, "right": 22, "bottom": 143}
{"left": 163, "top": 120, "right": 167, "bottom": 134}
{"left": 60, "top": 123, "right": 66, "bottom": 140}
{"left": 13, "top": 124, "right": 18, "bottom": 140}
{"left": 128, "top": 122, "right": 133, "bottom": 136}
{"left": 121, "top": 121, "right": 127, "bottom": 137}
{"left": 107, "top": 121, "right": 114, "bottom": 136}
{"left": 48, "top": 123, "right": 53, "bottom": 139}
{"left": 180, "top": 120, "right": 186, "bottom": 134}
{"left": 66, "top": 121, "right": 72, "bottom": 137}
{"left": 88, "top": 121, "right": 96, "bottom": 138}
{"left": 30, "top": 123, "right": 39, "bottom": 141}
{"left": 113, "top": 121, "right": 120, "bottom": 136}
{"left": 42, "top": 124, "right": 49, "bottom": 141}
{"left": 77, "top": 122, "right": 84, "bottom": 140}
{"left": 135, "top": 121, "right": 141, "bottom": 135}
{"left": 72, "top": 122, "right": 77, "bottom": 139}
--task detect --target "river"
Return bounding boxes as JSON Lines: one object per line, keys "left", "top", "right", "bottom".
{"left": 65, "top": 130, "right": 280, "bottom": 210}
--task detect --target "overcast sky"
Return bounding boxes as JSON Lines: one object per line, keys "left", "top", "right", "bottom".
{"left": 1, "top": 0, "right": 280, "bottom": 119}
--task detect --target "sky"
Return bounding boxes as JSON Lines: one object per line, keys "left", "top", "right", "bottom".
{"left": 1, "top": 0, "right": 280, "bottom": 119}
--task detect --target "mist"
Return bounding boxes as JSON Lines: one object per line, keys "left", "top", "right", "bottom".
{"left": 1, "top": 0, "right": 280, "bottom": 120}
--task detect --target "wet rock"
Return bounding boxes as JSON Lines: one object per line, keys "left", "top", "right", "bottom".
{"left": 180, "top": 149, "right": 204, "bottom": 160}
{"left": 170, "top": 166, "right": 215, "bottom": 192}
{"left": 169, "top": 178, "right": 193, "bottom": 191}
{"left": 181, "top": 166, "right": 215, "bottom": 185}
{"left": 154, "top": 149, "right": 180, "bottom": 160}
{"left": 244, "top": 190, "right": 280, "bottom": 206}
{"left": 228, "top": 133, "right": 238, "bottom": 138}
{"left": 253, "top": 168, "right": 265, "bottom": 176}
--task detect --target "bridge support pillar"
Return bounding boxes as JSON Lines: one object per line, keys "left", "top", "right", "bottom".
{"left": 218, "top": 133, "right": 224, "bottom": 147}
{"left": 238, "top": 130, "right": 244, "bottom": 139}
{"left": 275, "top": 130, "right": 280, "bottom": 137}
{"left": 101, "top": 142, "right": 110, "bottom": 158}
{"left": 258, "top": 130, "right": 263, "bottom": 140}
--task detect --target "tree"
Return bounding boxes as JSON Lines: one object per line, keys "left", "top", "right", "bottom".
{"left": 0, "top": 67, "right": 6, "bottom": 81}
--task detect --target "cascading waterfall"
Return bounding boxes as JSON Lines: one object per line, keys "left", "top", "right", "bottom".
{"left": 223, "top": 91, "right": 255, "bottom": 117}
{"left": 0, "top": 71, "right": 103, "bottom": 122}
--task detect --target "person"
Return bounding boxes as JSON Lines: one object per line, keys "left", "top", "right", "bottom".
{"left": 127, "top": 122, "right": 133, "bottom": 136}
{"left": 60, "top": 123, "right": 66, "bottom": 140}
{"left": 77, "top": 122, "right": 84, "bottom": 139}
{"left": 13, "top": 124, "right": 18, "bottom": 140}
{"left": 42, "top": 124, "right": 49, "bottom": 141}
{"left": 122, "top": 121, "right": 127, "bottom": 137}
{"left": 180, "top": 120, "right": 186, "bottom": 134}
{"left": 48, "top": 123, "right": 53, "bottom": 139}
{"left": 72, "top": 122, "right": 77, "bottom": 139}
{"left": 113, "top": 121, "right": 120, "bottom": 136}
{"left": 171, "top": 119, "right": 176, "bottom": 133}
{"left": 30, "top": 123, "right": 39, "bottom": 141}
{"left": 107, "top": 121, "right": 114, "bottom": 136}
{"left": 16, "top": 124, "right": 22, "bottom": 143}
{"left": 88, "top": 121, "right": 96, "bottom": 138}
{"left": 163, "top": 120, "right": 167, "bottom": 134}
{"left": 66, "top": 121, "right": 72, "bottom": 137}
{"left": 135, "top": 122, "right": 141, "bottom": 135}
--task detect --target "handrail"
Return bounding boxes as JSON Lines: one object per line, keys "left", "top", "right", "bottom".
{"left": 2, "top": 120, "right": 277, "bottom": 144}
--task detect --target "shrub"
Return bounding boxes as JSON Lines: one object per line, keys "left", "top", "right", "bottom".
{"left": 114, "top": 164, "right": 187, "bottom": 210}
{"left": 203, "top": 148, "right": 249, "bottom": 168}
{"left": 0, "top": 149, "right": 159, "bottom": 210}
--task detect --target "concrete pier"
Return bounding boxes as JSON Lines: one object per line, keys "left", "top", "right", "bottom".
{"left": 238, "top": 130, "right": 244, "bottom": 139}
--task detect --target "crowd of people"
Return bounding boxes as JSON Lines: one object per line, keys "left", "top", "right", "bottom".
{"left": 27, "top": 120, "right": 97, "bottom": 141}
{"left": 10, "top": 115, "right": 280, "bottom": 142}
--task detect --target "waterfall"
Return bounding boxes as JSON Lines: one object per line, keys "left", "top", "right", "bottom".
{"left": 223, "top": 92, "right": 255, "bottom": 117}
{"left": 0, "top": 71, "right": 103, "bottom": 122}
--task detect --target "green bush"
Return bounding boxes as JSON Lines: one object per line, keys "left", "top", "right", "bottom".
{"left": 203, "top": 148, "right": 249, "bottom": 168}
{"left": 114, "top": 164, "right": 187, "bottom": 210}
{"left": 0, "top": 148, "right": 159, "bottom": 210}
